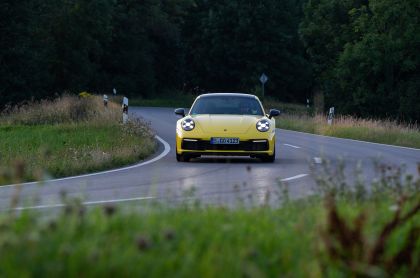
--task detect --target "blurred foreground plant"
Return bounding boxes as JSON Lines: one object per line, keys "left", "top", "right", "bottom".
{"left": 321, "top": 194, "right": 420, "bottom": 277}
{"left": 314, "top": 161, "right": 420, "bottom": 277}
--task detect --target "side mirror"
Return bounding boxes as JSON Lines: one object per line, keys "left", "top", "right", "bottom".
{"left": 268, "top": 109, "right": 280, "bottom": 119}
{"left": 174, "top": 108, "right": 185, "bottom": 117}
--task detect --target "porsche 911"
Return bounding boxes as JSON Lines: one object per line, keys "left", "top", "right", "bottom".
{"left": 175, "top": 93, "right": 280, "bottom": 162}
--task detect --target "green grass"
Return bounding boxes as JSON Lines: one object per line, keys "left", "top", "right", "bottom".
{"left": 262, "top": 98, "right": 310, "bottom": 115}
{"left": 0, "top": 123, "right": 155, "bottom": 184}
{"left": 130, "top": 93, "right": 196, "bottom": 108}
{"left": 0, "top": 203, "right": 321, "bottom": 277}
{"left": 0, "top": 194, "right": 419, "bottom": 277}
{"left": 0, "top": 95, "right": 156, "bottom": 185}
{"left": 276, "top": 115, "right": 317, "bottom": 134}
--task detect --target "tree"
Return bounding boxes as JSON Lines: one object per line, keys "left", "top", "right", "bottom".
{"left": 335, "top": 0, "right": 420, "bottom": 120}
{"left": 0, "top": 0, "right": 52, "bottom": 105}
{"left": 102, "top": 0, "right": 192, "bottom": 98}
{"left": 300, "top": 0, "right": 420, "bottom": 121}
{"left": 48, "top": 0, "right": 114, "bottom": 93}
{"left": 300, "top": 0, "right": 365, "bottom": 110}
{"left": 182, "top": 0, "right": 311, "bottom": 102}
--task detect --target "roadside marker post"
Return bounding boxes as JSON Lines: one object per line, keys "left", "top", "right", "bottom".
{"left": 113, "top": 88, "right": 117, "bottom": 96}
{"left": 306, "top": 98, "right": 311, "bottom": 116}
{"left": 103, "top": 94, "right": 108, "bottom": 107}
{"left": 259, "top": 73, "right": 268, "bottom": 98}
{"left": 327, "top": 107, "right": 335, "bottom": 125}
{"left": 122, "top": 97, "right": 129, "bottom": 124}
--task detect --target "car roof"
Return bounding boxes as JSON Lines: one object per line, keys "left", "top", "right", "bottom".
{"left": 197, "top": 93, "right": 258, "bottom": 99}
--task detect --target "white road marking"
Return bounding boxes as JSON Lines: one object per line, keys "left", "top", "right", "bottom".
{"left": 283, "top": 143, "right": 301, "bottom": 149}
{"left": 1, "top": 135, "right": 171, "bottom": 188}
{"left": 314, "top": 157, "right": 322, "bottom": 164}
{"left": 12, "top": 172, "right": 310, "bottom": 211}
{"left": 14, "top": 196, "right": 155, "bottom": 211}
{"left": 280, "top": 174, "right": 308, "bottom": 182}
{"left": 277, "top": 128, "right": 420, "bottom": 151}
{"left": 14, "top": 173, "right": 310, "bottom": 210}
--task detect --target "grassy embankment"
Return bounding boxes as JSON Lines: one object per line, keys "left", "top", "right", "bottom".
{"left": 0, "top": 162, "right": 419, "bottom": 276}
{"left": 0, "top": 95, "right": 156, "bottom": 185}
{"left": 276, "top": 113, "right": 420, "bottom": 148}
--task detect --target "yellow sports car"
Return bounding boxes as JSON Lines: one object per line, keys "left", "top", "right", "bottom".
{"left": 175, "top": 93, "right": 280, "bottom": 162}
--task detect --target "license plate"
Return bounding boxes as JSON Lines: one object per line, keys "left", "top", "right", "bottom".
{"left": 210, "top": 137, "right": 240, "bottom": 144}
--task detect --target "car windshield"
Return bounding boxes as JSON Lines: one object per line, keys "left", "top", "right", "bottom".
{"left": 190, "top": 96, "right": 264, "bottom": 116}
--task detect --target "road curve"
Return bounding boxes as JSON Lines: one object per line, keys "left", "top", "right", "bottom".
{"left": 1, "top": 107, "right": 419, "bottom": 211}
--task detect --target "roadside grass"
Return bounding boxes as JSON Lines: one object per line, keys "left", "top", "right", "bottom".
{"left": 130, "top": 92, "right": 196, "bottom": 108}
{"left": 262, "top": 97, "right": 310, "bottom": 115}
{"left": 0, "top": 202, "right": 323, "bottom": 277}
{"left": 0, "top": 95, "right": 156, "bottom": 185}
{"left": 1, "top": 94, "right": 119, "bottom": 125}
{"left": 277, "top": 114, "right": 420, "bottom": 149}
{"left": 0, "top": 162, "right": 419, "bottom": 276}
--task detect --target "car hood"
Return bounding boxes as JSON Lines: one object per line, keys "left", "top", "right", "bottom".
{"left": 191, "top": 114, "right": 262, "bottom": 134}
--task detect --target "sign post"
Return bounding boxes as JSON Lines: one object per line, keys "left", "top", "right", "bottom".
{"left": 122, "top": 97, "right": 129, "bottom": 124}
{"left": 327, "top": 107, "right": 335, "bottom": 125}
{"left": 259, "top": 73, "right": 268, "bottom": 98}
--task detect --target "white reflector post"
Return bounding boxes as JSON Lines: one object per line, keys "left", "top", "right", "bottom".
{"left": 327, "top": 107, "right": 335, "bottom": 125}
{"left": 122, "top": 97, "right": 129, "bottom": 124}
{"left": 103, "top": 94, "right": 108, "bottom": 107}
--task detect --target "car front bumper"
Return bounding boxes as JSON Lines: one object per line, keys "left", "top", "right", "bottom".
{"left": 176, "top": 129, "right": 275, "bottom": 156}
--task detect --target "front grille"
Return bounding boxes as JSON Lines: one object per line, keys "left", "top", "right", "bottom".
{"left": 182, "top": 139, "right": 268, "bottom": 151}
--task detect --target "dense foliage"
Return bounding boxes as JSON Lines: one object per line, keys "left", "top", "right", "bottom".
{"left": 0, "top": 0, "right": 418, "bottom": 120}
{"left": 300, "top": 0, "right": 420, "bottom": 120}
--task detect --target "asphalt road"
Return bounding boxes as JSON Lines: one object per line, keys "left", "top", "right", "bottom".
{"left": 1, "top": 107, "right": 419, "bottom": 211}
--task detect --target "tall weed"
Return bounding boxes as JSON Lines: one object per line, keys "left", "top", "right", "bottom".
{"left": 0, "top": 94, "right": 120, "bottom": 125}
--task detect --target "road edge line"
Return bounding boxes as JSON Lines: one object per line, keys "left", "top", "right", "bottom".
{"left": 280, "top": 174, "right": 308, "bottom": 182}
{"left": 13, "top": 196, "right": 156, "bottom": 211}
{"left": 283, "top": 143, "right": 301, "bottom": 149}
{"left": 277, "top": 128, "right": 420, "bottom": 151}
{"left": 12, "top": 173, "right": 309, "bottom": 211}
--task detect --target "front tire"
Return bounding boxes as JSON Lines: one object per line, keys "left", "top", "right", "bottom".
{"left": 176, "top": 147, "right": 190, "bottom": 162}
{"left": 261, "top": 147, "right": 276, "bottom": 163}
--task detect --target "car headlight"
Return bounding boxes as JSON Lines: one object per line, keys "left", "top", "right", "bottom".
{"left": 256, "top": 119, "right": 270, "bottom": 132}
{"left": 182, "top": 118, "right": 195, "bottom": 131}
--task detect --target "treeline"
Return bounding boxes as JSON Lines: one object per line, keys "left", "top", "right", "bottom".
{"left": 1, "top": 0, "right": 418, "bottom": 120}
{"left": 300, "top": 0, "right": 420, "bottom": 121}
{"left": 0, "top": 0, "right": 189, "bottom": 101}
